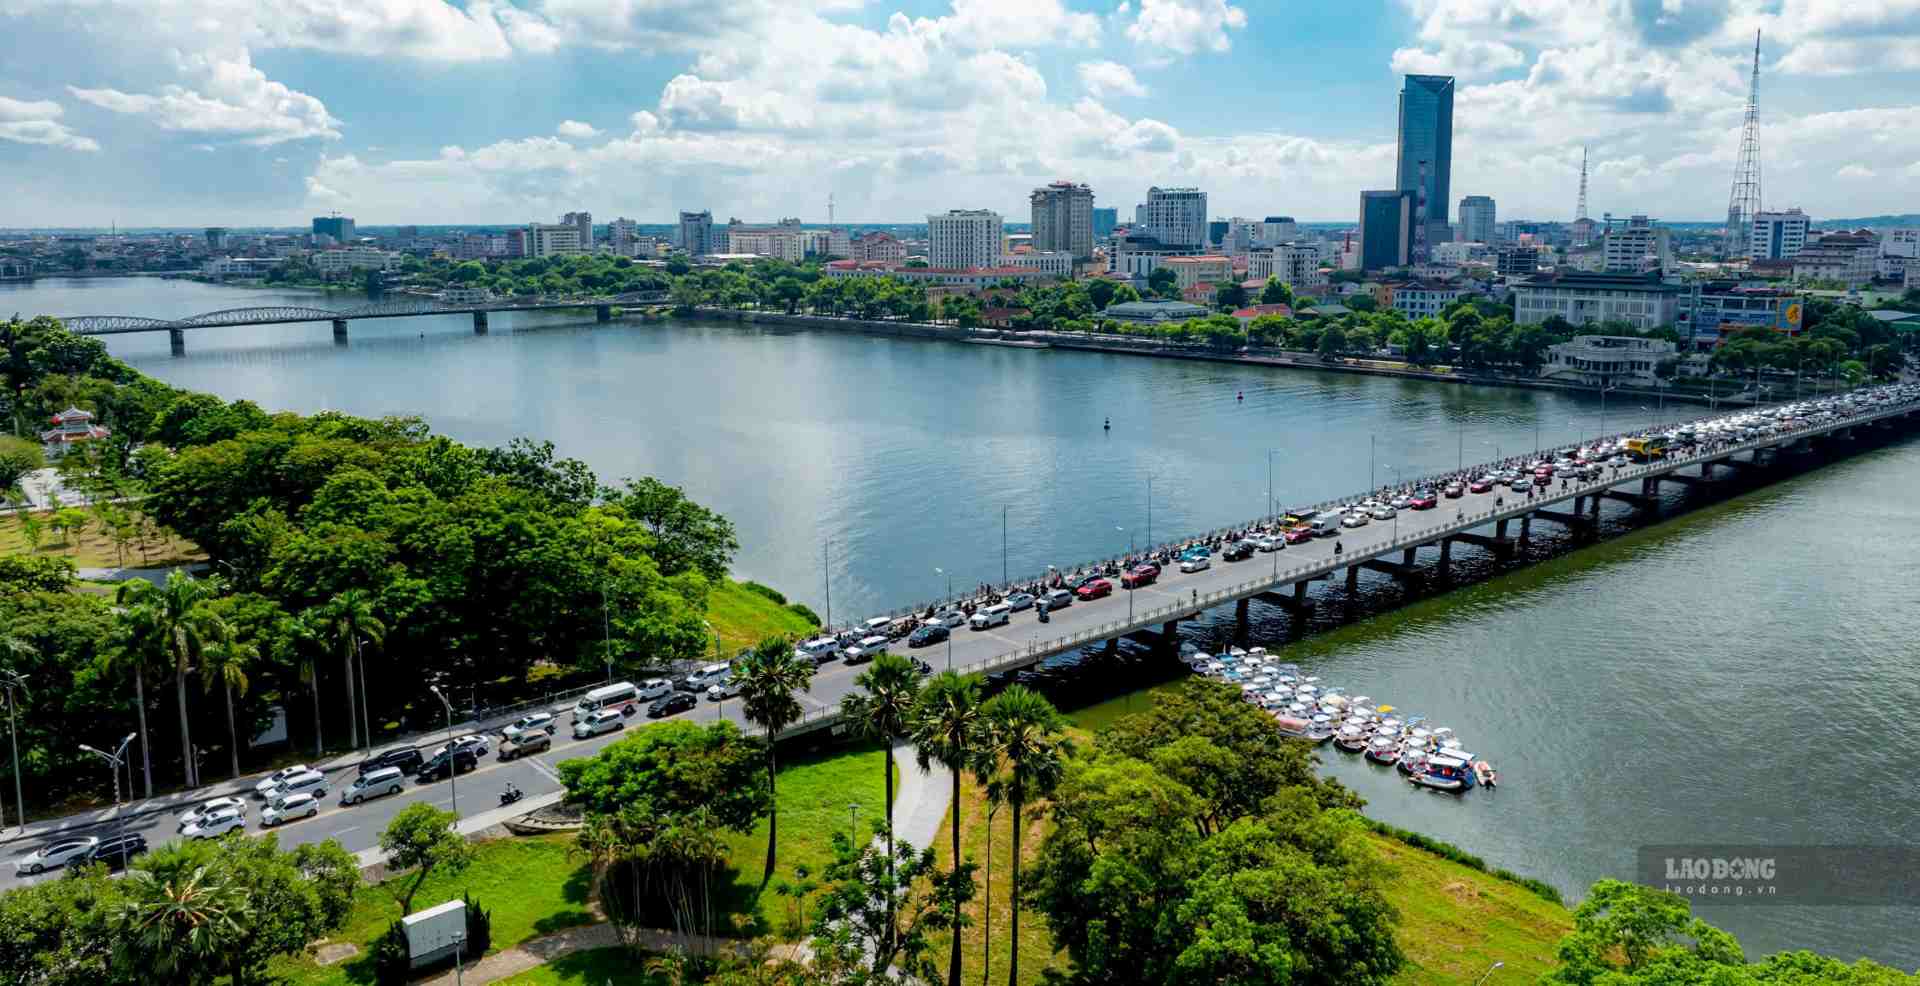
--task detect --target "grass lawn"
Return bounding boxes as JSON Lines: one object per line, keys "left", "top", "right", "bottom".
{"left": 706, "top": 579, "right": 818, "bottom": 656}
{"left": 272, "top": 833, "right": 595, "bottom": 986}
{"left": 494, "top": 947, "right": 664, "bottom": 986}
{"left": 0, "top": 507, "right": 204, "bottom": 570}
{"left": 924, "top": 769, "right": 1067, "bottom": 986}
{"left": 1368, "top": 833, "right": 1572, "bottom": 986}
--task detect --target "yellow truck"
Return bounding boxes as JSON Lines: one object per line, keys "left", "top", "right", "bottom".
{"left": 1624, "top": 436, "right": 1670, "bottom": 461}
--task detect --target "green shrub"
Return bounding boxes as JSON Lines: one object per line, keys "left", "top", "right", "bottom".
{"left": 464, "top": 892, "right": 493, "bottom": 956}
{"left": 785, "top": 602, "right": 821, "bottom": 626}
{"left": 742, "top": 581, "right": 787, "bottom": 604}
{"left": 373, "top": 919, "right": 410, "bottom": 986}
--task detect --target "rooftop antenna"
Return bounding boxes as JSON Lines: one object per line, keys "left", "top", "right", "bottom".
{"left": 1724, "top": 29, "right": 1763, "bottom": 259}
{"left": 1575, "top": 146, "right": 1589, "bottom": 222}
{"left": 827, "top": 193, "right": 835, "bottom": 227}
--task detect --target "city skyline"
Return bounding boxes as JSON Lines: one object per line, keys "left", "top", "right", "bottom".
{"left": 2, "top": 1, "right": 1920, "bottom": 227}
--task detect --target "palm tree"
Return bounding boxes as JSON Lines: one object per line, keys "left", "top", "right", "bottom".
{"left": 910, "top": 670, "right": 984, "bottom": 986}
{"left": 837, "top": 651, "right": 923, "bottom": 955}
{"left": 981, "top": 685, "right": 1071, "bottom": 986}
{"left": 116, "top": 864, "right": 249, "bottom": 986}
{"left": 115, "top": 572, "right": 229, "bottom": 789}
{"left": 313, "top": 590, "right": 385, "bottom": 750}
{"left": 199, "top": 629, "right": 255, "bottom": 781}
{"left": 732, "top": 635, "right": 817, "bottom": 886}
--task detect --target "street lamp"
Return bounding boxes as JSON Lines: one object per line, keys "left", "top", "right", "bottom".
{"left": 1265, "top": 448, "right": 1284, "bottom": 520}
{"left": 452, "top": 930, "right": 466, "bottom": 986}
{"left": 934, "top": 568, "right": 953, "bottom": 670}
{"left": 821, "top": 539, "right": 833, "bottom": 631}
{"left": 1473, "top": 961, "right": 1505, "bottom": 986}
{"left": 428, "top": 684, "right": 458, "bottom": 821}
{"left": 1116, "top": 526, "right": 1135, "bottom": 621}
{"left": 1383, "top": 465, "right": 1401, "bottom": 540}
{"left": 77, "top": 733, "right": 136, "bottom": 868}
{"left": 0, "top": 668, "right": 24, "bottom": 832}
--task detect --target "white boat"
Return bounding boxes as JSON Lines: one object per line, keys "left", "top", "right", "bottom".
{"left": 1334, "top": 724, "right": 1369, "bottom": 752}
{"left": 1409, "top": 754, "right": 1474, "bottom": 792}
{"left": 1473, "top": 760, "right": 1499, "bottom": 788}
{"left": 1364, "top": 735, "right": 1400, "bottom": 764}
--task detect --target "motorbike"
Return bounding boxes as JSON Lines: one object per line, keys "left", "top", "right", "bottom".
{"left": 499, "top": 786, "right": 524, "bottom": 807}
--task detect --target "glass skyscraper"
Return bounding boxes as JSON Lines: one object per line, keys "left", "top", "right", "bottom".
{"left": 1395, "top": 74, "right": 1455, "bottom": 250}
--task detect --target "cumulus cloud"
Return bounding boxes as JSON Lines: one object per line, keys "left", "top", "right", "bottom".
{"left": 556, "top": 119, "right": 601, "bottom": 138}
{"left": 1390, "top": 40, "right": 1526, "bottom": 78}
{"left": 1077, "top": 60, "right": 1148, "bottom": 97}
{"left": 1124, "top": 0, "right": 1248, "bottom": 56}
{"left": 1836, "top": 164, "right": 1877, "bottom": 179}
{"left": 0, "top": 95, "right": 100, "bottom": 150}
{"left": 67, "top": 49, "right": 340, "bottom": 145}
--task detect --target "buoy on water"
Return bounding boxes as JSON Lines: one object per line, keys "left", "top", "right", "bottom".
{"left": 1104, "top": 417, "right": 1110, "bottom": 430}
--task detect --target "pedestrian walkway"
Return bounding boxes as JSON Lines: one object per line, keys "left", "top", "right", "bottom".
{"left": 888, "top": 743, "right": 950, "bottom": 851}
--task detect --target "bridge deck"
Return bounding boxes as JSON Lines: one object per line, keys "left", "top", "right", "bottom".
{"left": 60, "top": 293, "right": 669, "bottom": 335}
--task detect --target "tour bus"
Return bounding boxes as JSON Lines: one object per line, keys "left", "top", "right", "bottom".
{"left": 1624, "top": 436, "right": 1669, "bottom": 462}
{"left": 572, "top": 681, "right": 641, "bottom": 723}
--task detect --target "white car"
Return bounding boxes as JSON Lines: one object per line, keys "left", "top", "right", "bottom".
{"left": 637, "top": 678, "right": 673, "bottom": 700}
{"left": 13, "top": 837, "right": 98, "bottom": 875}
{"left": 261, "top": 792, "right": 322, "bottom": 827}
{"left": 1179, "top": 555, "right": 1211, "bottom": 573}
{"left": 1370, "top": 504, "right": 1396, "bottom": 520}
{"left": 1341, "top": 512, "right": 1369, "bottom": 528}
{"left": 501, "top": 712, "right": 556, "bottom": 740}
{"left": 1249, "top": 535, "right": 1279, "bottom": 552}
{"left": 1004, "top": 592, "right": 1036, "bottom": 612}
{"left": 573, "top": 708, "right": 626, "bottom": 740}
{"left": 182, "top": 806, "right": 246, "bottom": 839}
{"left": 431, "top": 735, "right": 490, "bottom": 759}
{"left": 933, "top": 611, "right": 967, "bottom": 629}
{"left": 254, "top": 764, "right": 310, "bottom": 797}
{"left": 705, "top": 677, "right": 743, "bottom": 701}
{"left": 179, "top": 796, "right": 248, "bottom": 831}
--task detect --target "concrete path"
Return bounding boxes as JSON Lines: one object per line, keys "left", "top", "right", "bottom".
{"left": 889, "top": 743, "right": 951, "bottom": 852}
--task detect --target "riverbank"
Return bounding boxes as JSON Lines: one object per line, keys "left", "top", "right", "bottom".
{"left": 690, "top": 307, "right": 1774, "bottom": 408}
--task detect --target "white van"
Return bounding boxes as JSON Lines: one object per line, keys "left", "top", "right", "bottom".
{"left": 341, "top": 767, "right": 405, "bottom": 805}
{"left": 265, "top": 769, "right": 327, "bottom": 803}
{"left": 862, "top": 617, "right": 893, "bottom": 637}
{"left": 573, "top": 681, "right": 640, "bottom": 723}
{"left": 1310, "top": 512, "right": 1345, "bottom": 537}
{"left": 969, "top": 602, "right": 1012, "bottom": 630}
{"left": 796, "top": 637, "right": 840, "bottom": 665}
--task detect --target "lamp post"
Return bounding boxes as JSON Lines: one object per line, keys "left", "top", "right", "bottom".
{"left": 1117, "top": 526, "right": 1135, "bottom": 621}
{"left": 0, "top": 668, "right": 24, "bottom": 832}
{"left": 1383, "top": 465, "right": 1401, "bottom": 540}
{"left": 1369, "top": 433, "right": 1376, "bottom": 490}
{"left": 1145, "top": 473, "right": 1154, "bottom": 548}
{"left": 452, "top": 930, "right": 466, "bottom": 986}
{"left": 822, "top": 539, "right": 832, "bottom": 631}
{"left": 1599, "top": 383, "right": 1616, "bottom": 438}
{"left": 599, "top": 543, "right": 613, "bottom": 683}
{"left": 1265, "top": 448, "right": 1283, "bottom": 520}
{"left": 1001, "top": 505, "right": 1008, "bottom": 587}
{"left": 934, "top": 568, "right": 953, "bottom": 670}
{"left": 77, "top": 733, "right": 136, "bottom": 868}
{"left": 428, "top": 684, "right": 458, "bottom": 821}
{"left": 1473, "top": 961, "right": 1505, "bottom": 986}
{"left": 1457, "top": 417, "right": 1464, "bottom": 470}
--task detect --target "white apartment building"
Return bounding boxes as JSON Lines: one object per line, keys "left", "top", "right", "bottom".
{"left": 609, "top": 218, "right": 639, "bottom": 251}
{"left": 313, "top": 246, "right": 401, "bottom": 273}
{"left": 1750, "top": 209, "right": 1810, "bottom": 261}
{"left": 561, "top": 212, "right": 592, "bottom": 250}
{"left": 927, "top": 209, "right": 1003, "bottom": 269}
{"left": 851, "top": 232, "right": 907, "bottom": 265}
{"left": 1110, "top": 234, "right": 1199, "bottom": 277}
{"left": 999, "top": 250, "right": 1073, "bottom": 278}
{"left": 1431, "top": 241, "right": 1491, "bottom": 265}
{"left": 1134, "top": 187, "right": 1208, "bottom": 248}
{"left": 1030, "top": 181, "right": 1095, "bottom": 260}
{"left": 724, "top": 223, "right": 808, "bottom": 263}
{"left": 1457, "top": 196, "right": 1496, "bottom": 245}
{"left": 1258, "top": 217, "right": 1298, "bottom": 246}
{"left": 1160, "top": 255, "right": 1233, "bottom": 289}
{"left": 202, "top": 257, "right": 282, "bottom": 278}
{"left": 527, "top": 223, "right": 585, "bottom": 257}
{"left": 1511, "top": 271, "right": 1682, "bottom": 331}
{"left": 1877, "top": 228, "right": 1919, "bottom": 281}
{"left": 1386, "top": 280, "right": 1466, "bottom": 319}
{"left": 1793, "top": 231, "right": 1878, "bottom": 285}
{"left": 1602, "top": 215, "right": 1672, "bottom": 273}
{"left": 1248, "top": 244, "right": 1327, "bottom": 292}
{"left": 1540, "top": 335, "right": 1677, "bottom": 387}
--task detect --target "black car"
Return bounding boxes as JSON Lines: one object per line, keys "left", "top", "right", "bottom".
{"left": 88, "top": 832, "right": 149, "bottom": 870}
{"left": 360, "top": 746, "right": 423, "bottom": 777}
{"left": 1222, "top": 541, "right": 1255, "bottom": 561}
{"left": 907, "top": 625, "right": 948, "bottom": 648}
{"left": 415, "top": 748, "right": 478, "bottom": 782}
{"left": 648, "top": 691, "right": 698, "bottom": 718}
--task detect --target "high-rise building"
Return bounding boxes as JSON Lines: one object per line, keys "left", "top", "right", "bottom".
{"left": 1395, "top": 75, "right": 1455, "bottom": 254}
{"left": 562, "top": 212, "right": 592, "bottom": 251}
{"left": 1029, "top": 180, "right": 1095, "bottom": 260}
{"left": 311, "top": 215, "right": 355, "bottom": 243}
{"left": 1135, "top": 187, "right": 1208, "bottom": 248}
{"left": 1358, "top": 190, "right": 1414, "bottom": 271}
{"left": 1602, "top": 215, "right": 1672, "bottom": 273}
{"left": 1457, "top": 196, "right": 1496, "bottom": 244}
{"left": 1749, "top": 209, "right": 1809, "bottom": 261}
{"left": 203, "top": 227, "right": 227, "bottom": 252}
{"left": 927, "top": 209, "right": 1003, "bottom": 269}
{"left": 1258, "top": 217, "right": 1298, "bottom": 245}
{"left": 526, "top": 223, "right": 585, "bottom": 257}
{"left": 609, "top": 218, "right": 639, "bottom": 253}
{"left": 1092, "top": 207, "right": 1118, "bottom": 239}
{"left": 678, "top": 210, "right": 714, "bottom": 256}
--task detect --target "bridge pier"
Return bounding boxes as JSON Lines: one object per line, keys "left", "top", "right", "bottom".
{"left": 1532, "top": 508, "right": 1595, "bottom": 534}
{"left": 332, "top": 318, "right": 348, "bottom": 343}
{"left": 168, "top": 327, "right": 185, "bottom": 356}
{"left": 473, "top": 311, "right": 489, "bottom": 334}
{"left": 596, "top": 305, "right": 613, "bottom": 322}
{"left": 1345, "top": 565, "right": 1360, "bottom": 594}
{"left": 1519, "top": 514, "right": 1532, "bottom": 543}
{"left": 1445, "top": 531, "right": 1513, "bottom": 558}
{"left": 1359, "top": 558, "right": 1417, "bottom": 582}
{"left": 1495, "top": 517, "right": 1510, "bottom": 540}
{"left": 1652, "top": 471, "right": 1711, "bottom": 489}
{"left": 1599, "top": 487, "right": 1657, "bottom": 510}
{"left": 1401, "top": 546, "right": 1417, "bottom": 566}
{"left": 1438, "top": 538, "right": 1452, "bottom": 574}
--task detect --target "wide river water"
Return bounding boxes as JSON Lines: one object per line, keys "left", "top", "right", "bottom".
{"left": 11, "top": 277, "right": 1920, "bottom": 969}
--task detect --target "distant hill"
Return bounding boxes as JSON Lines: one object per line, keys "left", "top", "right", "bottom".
{"left": 1815, "top": 214, "right": 1920, "bottom": 229}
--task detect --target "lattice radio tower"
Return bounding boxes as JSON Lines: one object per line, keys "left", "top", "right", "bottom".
{"left": 1575, "top": 146, "right": 1589, "bottom": 221}
{"left": 1724, "top": 30, "right": 1763, "bottom": 258}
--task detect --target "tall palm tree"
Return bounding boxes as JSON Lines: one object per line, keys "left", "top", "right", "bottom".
{"left": 313, "top": 590, "right": 385, "bottom": 750}
{"left": 910, "top": 670, "right": 984, "bottom": 986}
{"left": 116, "top": 864, "right": 249, "bottom": 986}
{"left": 199, "top": 629, "right": 255, "bottom": 781}
{"left": 115, "top": 572, "right": 229, "bottom": 789}
{"left": 981, "top": 685, "right": 1071, "bottom": 986}
{"left": 99, "top": 626, "right": 158, "bottom": 798}
{"left": 837, "top": 650, "right": 923, "bottom": 955}
{"left": 732, "top": 635, "right": 817, "bottom": 886}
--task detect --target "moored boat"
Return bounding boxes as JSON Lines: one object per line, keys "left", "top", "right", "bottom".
{"left": 1364, "top": 735, "right": 1400, "bottom": 764}
{"left": 1409, "top": 754, "right": 1475, "bottom": 792}
{"left": 1333, "top": 724, "right": 1369, "bottom": 753}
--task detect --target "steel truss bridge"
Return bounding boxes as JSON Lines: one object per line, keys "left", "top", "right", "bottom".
{"left": 59, "top": 291, "right": 670, "bottom": 338}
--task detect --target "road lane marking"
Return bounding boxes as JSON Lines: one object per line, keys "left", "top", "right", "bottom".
{"left": 330, "top": 825, "right": 359, "bottom": 836}
{"left": 526, "top": 759, "right": 562, "bottom": 783}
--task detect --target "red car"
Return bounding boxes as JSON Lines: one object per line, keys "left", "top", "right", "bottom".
{"left": 1469, "top": 478, "right": 1493, "bottom": 494}
{"left": 1409, "top": 491, "right": 1438, "bottom": 510}
{"left": 1076, "top": 578, "right": 1113, "bottom": 600}
{"left": 1120, "top": 564, "right": 1159, "bottom": 589}
{"left": 1284, "top": 525, "right": 1314, "bottom": 544}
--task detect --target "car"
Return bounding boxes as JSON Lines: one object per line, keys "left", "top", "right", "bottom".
{"left": 13, "top": 837, "right": 99, "bottom": 875}
{"left": 1004, "top": 591, "right": 1036, "bottom": 611}
{"left": 932, "top": 611, "right": 967, "bottom": 629}
{"left": 1410, "top": 491, "right": 1438, "bottom": 509}
{"left": 1443, "top": 482, "right": 1464, "bottom": 498}
{"left": 179, "top": 796, "right": 248, "bottom": 830}
{"left": 341, "top": 766, "right": 407, "bottom": 804}
{"left": 969, "top": 602, "right": 1013, "bottom": 630}
{"left": 1120, "top": 565, "right": 1158, "bottom": 589}
{"left": 1284, "top": 525, "right": 1314, "bottom": 544}
{"left": 843, "top": 634, "right": 890, "bottom": 664}
{"left": 1341, "top": 512, "right": 1369, "bottom": 528}
{"left": 1041, "top": 588, "right": 1073, "bottom": 610}
{"left": 182, "top": 807, "right": 246, "bottom": 840}
{"left": 573, "top": 708, "right": 627, "bottom": 739}
{"left": 795, "top": 638, "right": 840, "bottom": 665}
{"left": 647, "top": 691, "right": 698, "bottom": 718}
{"left": 261, "top": 769, "right": 328, "bottom": 803}
{"left": 705, "top": 677, "right": 743, "bottom": 701}
{"left": 1507, "top": 476, "right": 1531, "bottom": 491}
{"left": 359, "top": 746, "right": 423, "bottom": 777}
{"left": 262, "top": 792, "right": 322, "bottom": 827}
{"left": 1064, "top": 572, "right": 1103, "bottom": 592}
{"left": 1222, "top": 541, "right": 1255, "bottom": 561}
{"left": 1390, "top": 494, "right": 1413, "bottom": 509}
{"left": 637, "top": 678, "right": 673, "bottom": 700}
{"left": 499, "top": 730, "right": 553, "bottom": 760}
{"left": 254, "top": 764, "right": 311, "bottom": 798}
{"left": 1369, "top": 503, "right": 1395, "bottom": 520}
{"left": 431, "top": 735, "right": 490, "bottom": 760}
{"left": 908, "top": 624, "right": 949, "bottom": 648}
{"left": 1469, "top": 477, "right": 1494, "bottom": 494}
{"left": 673, "top": 662, "right": 731, "bottom": 694}
{"left": 87, "top": 833, "right": 149, "bottom": 870}
{"left": 501, "top": 712, "right": 556, "bottom": 740}
{"left": 416, "top": 748, "right": 479, "bottom": 782}
{"left": 1076, "top": 578, "right": 1113, "bottom": 600}
{"left": 1179, "top": 555, "right": 1211, "bottom": 573}
{"left": 1246, "top": 535, "right": 1277, "bottom": 553}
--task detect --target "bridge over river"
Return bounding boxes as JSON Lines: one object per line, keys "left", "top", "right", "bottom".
{"left": 59, "top": 290, "right": 669, "bottom": 353}
{"left": 684, "top": 389, "right": 1920, "bottom": 741}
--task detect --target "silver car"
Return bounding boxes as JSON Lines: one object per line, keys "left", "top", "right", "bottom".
{"left": 13, "top": 837, "right": 99, "bottom": 875}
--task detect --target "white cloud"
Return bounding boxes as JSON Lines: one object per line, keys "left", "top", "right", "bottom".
{"left": 1390, "top": 40, "right": 1526, "bottom": 78}
{"left": 67, "top": 48, "right": 340, "bottom": 145}
{"left": 1077, "top": 60, "right": 1147, "bottom": 97}
{"left": 0, "top": 94, "right": 99, "bottom": 150}
{"left": 1836, "top": 164, "right": 1878, "bottom": 179}
{"left": 556, "top": 119, "right": 602, "bottom": 139}
{"left": 1124, "top": 0, "right": 1248, "bottom": 56}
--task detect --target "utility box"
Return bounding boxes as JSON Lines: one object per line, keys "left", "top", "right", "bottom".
{"left": 402, "top": 899, "right": 466, "bottom": 969}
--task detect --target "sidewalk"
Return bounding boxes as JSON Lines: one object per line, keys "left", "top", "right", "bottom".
{"left": 888, "top": 742, "right": 950, "bottom": 851}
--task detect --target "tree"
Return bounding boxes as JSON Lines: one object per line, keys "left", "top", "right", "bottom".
{"left": 1147, "top": 267, "right": 1178, "bottom": 298}
{"left": 837, "top": 651, "right": 924, "bottom": 956}
{"left": 608, "top": 477, "right": 740, "bottom": 582}
{"left": 115, "top": 572, "right": 230, "bottom": 789}
{"left": 910, "top": 670, "right": 985, "bottom": 986}
{"left": 0, "top": 437, "right": 43, "bottom": 493}
{"left": 810, "top": 831, "right": 973, "bottom": 983}
{"left": 1085, "top": 278, "right": 1118, "bottom": 310}
{"left": 558, "top": 719, "right": 769, "bottom": 829}
{"left": 1215, "top": 282, "right": 1249, "bottom": 312}
{"left": 1260, "top": 277, "right": 1294, "bottom": 306}
{"left": 732, "top": 635, "right": 816, "bottom": 886}
{"left": 1543, "top": 880, "right": 1745, "bottom": 984}
{"left": 115, "top": 865, "right": 249, "bottom": 986}
{"left": 378, "top": 803, "right": 474, "bottom": 915}
{"left": 980, "top": 685, "right": 1071, "bottom": 986}
{"left": 52, "top": 507, "right": 88, "bottom": 549}
{"left": 313, "top": 589, "right": 384, "bottom": 750}
{"left": 199, "top": 627, "right": 255, "bottom": 780}
{"left": 1318, "top": 324, "right": 1348, "bottom": 358}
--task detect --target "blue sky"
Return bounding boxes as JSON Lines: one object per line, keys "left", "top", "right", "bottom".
{"left": 2, "top": 0, "right": 1918, "bottom": 228}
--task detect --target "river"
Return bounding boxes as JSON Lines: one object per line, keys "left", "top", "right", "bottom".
{"left": 9, "top": 277, "right": 1919, "bottom": 969}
